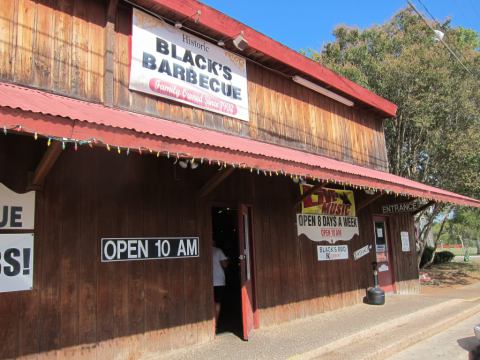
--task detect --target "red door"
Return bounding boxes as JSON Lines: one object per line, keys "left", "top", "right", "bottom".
{"left": 373, "top": 218, "right": 395, "bottom": 292}
{"left": 238, "top": 204, "right": 254, "bottom": 340}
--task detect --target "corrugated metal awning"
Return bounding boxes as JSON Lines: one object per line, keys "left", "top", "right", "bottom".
{"left": 0, "top": 82, "right": 478, "bottom": 207}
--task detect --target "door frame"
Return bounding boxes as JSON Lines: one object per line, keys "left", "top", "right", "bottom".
{"left": 239, "top": 203, "right": 259, "bottom": 330}
{"left": 372, "top": 215, "right": 397, "bottom": 293}
{"left": 209, "top": 202, "right": 259, "bottom": 336}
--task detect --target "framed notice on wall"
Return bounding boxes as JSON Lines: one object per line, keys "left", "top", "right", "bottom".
{"left": 401, "top": 232, "right": 410, "bottom": 252}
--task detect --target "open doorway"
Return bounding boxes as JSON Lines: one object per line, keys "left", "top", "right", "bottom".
{"left": 211, "top": 206, "right": 242, "bottom": 336}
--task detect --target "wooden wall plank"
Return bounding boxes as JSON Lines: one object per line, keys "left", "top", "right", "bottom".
{"left": 0, "top": 0, "right": 17, "bottom": 80}
{"left": 32, "top": 0, "right": 54, "bottom": 89}
{"left": 52, "top": 0, "right": 73, "bottom": 94}
{"left": 14, "top": 0, "right": 36, "bottom": 84}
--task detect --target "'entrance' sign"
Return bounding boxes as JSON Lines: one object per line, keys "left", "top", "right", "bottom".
{"left": 101, "top": 237, "right": 199, "bottom": 262}
{"left": 382, "top": 199, "right": 423, "bottom": 214}
{"left": 0, "top": 233, "right": 34, "bottom": 293}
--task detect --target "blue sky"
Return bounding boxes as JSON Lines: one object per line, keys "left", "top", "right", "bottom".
{"left": 201, "top": 0, "right": 480, "bottom": 52}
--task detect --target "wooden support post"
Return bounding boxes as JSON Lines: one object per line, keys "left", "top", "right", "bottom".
{"left": 103, "top": 0, "right": 119, "bottom": 107}
{"left": 357, "top": 193, "right": 384, "bottom": 213}
{"left": 30, "top": 142, "right": 62, "bottom": 189}
{"left": 295, "top": 182, "right": 325, "bottom": 207}
{"left": 413, "top": 200, "right": 435, "bottom": 215}
{"left": 198, "top": 168, "right": 235, "bottom": 198}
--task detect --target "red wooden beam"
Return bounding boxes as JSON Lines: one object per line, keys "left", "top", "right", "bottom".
{"left": 357, "top": 193, "right": 384, "bottom": 213}
{"left": 295, "top": 182, "right": 326, "bottom": 207}
{"left": 198, "top": 167, "right": 235, "bottom": 198}
{"left": 30, "top": 142, "right": 62, "bottom": 189}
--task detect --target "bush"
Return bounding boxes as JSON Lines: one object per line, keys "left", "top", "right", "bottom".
{"left": 420, "top": 246, "right": 435, "bottom": 268}
{"left": 433, "top": 251, "right": 455, "bottom": 265}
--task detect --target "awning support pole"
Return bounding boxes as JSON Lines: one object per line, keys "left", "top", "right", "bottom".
{"left": 413, "top": 200, "right": 435, "bottom": 215}
{"left": 29, "top": 142, "right": 62, "bottom": 190}
{"left": 357, "top": 193, "right": 384, "bottom": 212}
{"left": 295, "top": 182, "right": 326, "bottom": 207}
{"left": 198, "top": 167, "right": 235, "bottom": 198}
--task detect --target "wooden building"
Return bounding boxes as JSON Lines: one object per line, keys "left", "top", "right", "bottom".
{"left": 0, "top": 0, "right": 479, "bottom": 358}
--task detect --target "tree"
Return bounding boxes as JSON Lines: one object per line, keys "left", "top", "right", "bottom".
{"left": 445, "top": 208, "right": 480, "bottom": 255}
{"left": 308, "top": 8, "right": 480, "bottom": 266}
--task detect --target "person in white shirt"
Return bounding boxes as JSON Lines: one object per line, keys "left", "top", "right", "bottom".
{"left": 212, "top": 245, "right": 229, "bottom": 327}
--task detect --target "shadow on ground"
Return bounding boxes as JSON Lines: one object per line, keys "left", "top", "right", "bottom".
{"left": 457, "top": 336, "right": 480, "bottom": 359}
{"left": 422, "top": 262, "right": 480, "bottom": 287}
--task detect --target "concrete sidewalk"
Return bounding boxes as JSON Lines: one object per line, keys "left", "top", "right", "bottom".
{"left": 152, "top": 285, "right": 480, "bottom": 360}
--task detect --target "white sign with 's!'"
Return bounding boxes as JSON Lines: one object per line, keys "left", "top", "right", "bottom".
{"left": 0, "top": 233, "right": 34, "bottom": 293}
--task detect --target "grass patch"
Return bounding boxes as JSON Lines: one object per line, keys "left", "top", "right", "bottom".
{"left": 437, "top": 247, "right": 478, "bottom": 256}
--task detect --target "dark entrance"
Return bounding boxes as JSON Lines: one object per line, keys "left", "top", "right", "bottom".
{"left": 211, "top": 206, "right": 242, "bottom": 336}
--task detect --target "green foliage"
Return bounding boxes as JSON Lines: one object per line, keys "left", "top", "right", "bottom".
{"left": 433, "top": 251, "right": 455, "bottom": 264}
{"left": 438, "top": 207, "right": 480, "bottom": 245}
{"left": 309, "top": 8, "right": 480, "bottom": 199}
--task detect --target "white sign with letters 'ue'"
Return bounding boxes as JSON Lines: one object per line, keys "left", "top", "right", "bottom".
{"left": 0, "top": 233, "right": 34, "bottom": 293}
{"left": 130, "top": 8, "right": 249, "bottom": 121}
{"left": 0, "top": 183, "right": 35, "bottom": 230}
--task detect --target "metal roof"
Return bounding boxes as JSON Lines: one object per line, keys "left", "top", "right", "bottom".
{"left": 0, "top": 82, "right": 477, "bottom": 207}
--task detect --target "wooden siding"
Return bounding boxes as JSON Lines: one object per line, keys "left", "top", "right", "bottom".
{"left": 0, "top": 0, "right": 389, "bottom": 171}
{"left": 0, "top": 135, "right": 417, "bottom": 358}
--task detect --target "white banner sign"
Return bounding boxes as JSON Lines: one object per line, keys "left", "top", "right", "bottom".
{"left": 0, "top": 183, "right": 35, "bottom": 230}
{"left": 130, "top": 8, "right": 249, "bottom": 121}
{"left": 0, "top": 233, "right": 34, "bottom": 292}
{"left": 317, "top": 245, "right": 349, "bottom": 261}
{"left": 297, "top": 214, "right": 359, "bottom": 243}
{"left": 401, "top": 231, "right": 410, "bottom": 252}
{"left": 353, "top": 244, "right": 372, "bottom": 260}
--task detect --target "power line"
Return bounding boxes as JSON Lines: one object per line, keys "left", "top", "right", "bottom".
{"left": 407, "top": 0, "right": 473, "bottom": 75}
{"left": 416, "top": 0, "right": 472, "bottom": 67}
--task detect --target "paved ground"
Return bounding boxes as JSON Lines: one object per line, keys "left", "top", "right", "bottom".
{"left": 153, "top": 284, "right": 480, "bottom": 360}
{"left": 389, "top": 316, "right": 480, "bottom": 360}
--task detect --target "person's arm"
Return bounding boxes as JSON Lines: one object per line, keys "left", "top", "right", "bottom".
{"left": 220, "top": 250, "right": 229, "bottom": 268}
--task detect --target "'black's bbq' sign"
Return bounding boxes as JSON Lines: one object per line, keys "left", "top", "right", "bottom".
{"left": 101, "top": 237, "right": 199, "bottom": 262}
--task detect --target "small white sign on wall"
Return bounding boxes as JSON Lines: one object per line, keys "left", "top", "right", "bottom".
{"left": 353, "top": 244, "right": 372, "bottom": 260}
{"left": 401, "top": 231, "right": 410, "bottom": 252}
{"left": 317, "top": 245, "right": 349, "bottom": 261}
{"left": 0, "top": 233, "right": 34, "bottom": 293}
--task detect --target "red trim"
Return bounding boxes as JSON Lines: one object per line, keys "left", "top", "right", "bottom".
{"left": 133, "top": 0, "right": 397, "bottom": 117}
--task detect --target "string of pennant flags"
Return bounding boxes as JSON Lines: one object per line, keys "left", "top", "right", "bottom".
{"left": 1, "top": 123, "right": 440, "bottom": 202}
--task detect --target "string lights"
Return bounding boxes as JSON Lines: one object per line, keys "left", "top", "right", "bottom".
{"left": 0, "top": 123, "right": 440, "bottom": 203}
